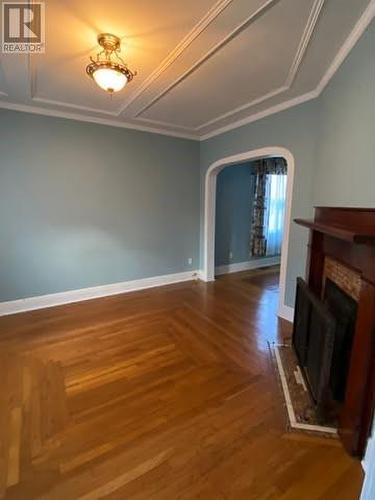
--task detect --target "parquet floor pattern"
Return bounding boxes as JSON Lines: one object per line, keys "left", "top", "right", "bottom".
{"left": 0, "top": 268, "right": 363, "bottom": 499}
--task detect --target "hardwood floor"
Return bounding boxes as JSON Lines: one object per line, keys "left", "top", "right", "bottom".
{"left": 0, "top": 268, "right": 363, "bottom": 499}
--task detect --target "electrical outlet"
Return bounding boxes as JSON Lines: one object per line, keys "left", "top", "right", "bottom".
{"left": 188, "top": 258, "right": 193, "bottom": 265}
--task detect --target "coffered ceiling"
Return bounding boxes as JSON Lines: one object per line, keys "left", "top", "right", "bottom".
{"left": 0, "top": 0, "right": 374, "bottom": 140}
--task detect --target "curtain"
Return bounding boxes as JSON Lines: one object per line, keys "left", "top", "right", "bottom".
{"left": 265, "top": 174, "right": 287, "bottom": 256}
{"left": 250, "top": 158, "right": 287, "bottom": 257}
{"left": 250, "top": 166, "right": 268, "bottom": 256}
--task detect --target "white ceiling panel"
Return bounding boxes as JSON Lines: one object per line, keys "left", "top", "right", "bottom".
{"left": 0, "top": 0, "right": 373, "bottom": 139}
{"left": 138, "top": 0, "right": 316, "bottom": 128}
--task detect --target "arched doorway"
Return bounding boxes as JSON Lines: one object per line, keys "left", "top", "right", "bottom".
{"left": 202, "top": 146, "right": 295, "bottom": 320}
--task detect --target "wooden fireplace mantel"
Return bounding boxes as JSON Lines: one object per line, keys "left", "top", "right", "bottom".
{"left": 295, "top": 206, "right": 375, "bottom": 457}
{"left": 294, "top": 219, "right": 375, "bottom": 244}
{"left": 295, "top": 206, "right": 375, "bottom": 244}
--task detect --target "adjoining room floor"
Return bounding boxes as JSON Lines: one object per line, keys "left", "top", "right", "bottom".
{"left": 0, "top": 268, "right": 363, "bottom": 499}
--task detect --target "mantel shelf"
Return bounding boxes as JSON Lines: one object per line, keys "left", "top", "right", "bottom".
{"left": 294, "top": 218, "right": 375, "bottom": 244}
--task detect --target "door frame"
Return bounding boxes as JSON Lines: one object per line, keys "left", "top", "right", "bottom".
{"left": 202, "top": 146, "right": 295, "bottom": 320}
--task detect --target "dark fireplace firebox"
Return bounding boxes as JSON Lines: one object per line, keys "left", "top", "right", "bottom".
{"left": 293, "top": 277, "right": 357, "bottom": 423}
{"left": 324, "top": 279, "right": 357, "bottom": 402}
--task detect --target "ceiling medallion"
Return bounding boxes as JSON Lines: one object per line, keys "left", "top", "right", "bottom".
{"left": 86, "top": 33, "right": 136, "bottom": 94}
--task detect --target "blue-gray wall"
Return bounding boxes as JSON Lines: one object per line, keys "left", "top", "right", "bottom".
{"left": 314, "top": 22, "right": 375, "bottom": 207}
{"left": 215, "top": 163, "right": 255, "bottom": 267}
{"left": 0, "top": 111, "right": 200, "bottom": 301}
{"left": 1, "top": 21, "right": 374, "bottom": 307}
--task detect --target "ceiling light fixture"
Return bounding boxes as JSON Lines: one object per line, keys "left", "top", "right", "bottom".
{"left": 86, "top": 33, "right": 136, "bottom": 94}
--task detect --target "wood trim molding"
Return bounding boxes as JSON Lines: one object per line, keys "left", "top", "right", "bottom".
{"left": 0, "top": 270, "right": 199, "bottom": 317}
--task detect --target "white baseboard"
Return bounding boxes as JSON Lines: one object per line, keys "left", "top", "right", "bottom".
{"left": 277, "top": 304, "right": 294, "bottom": 323}
{"left": 0, "top": 265, "right": 294, "bottom": 325}
{"left": 0, "top": 270, "right": 199, "bottom": 317}
{"left": 196, "top": 270, "right": 207, "bottom": 281}
{"left": 215, "top": 256, "right": 281, "bottom": 276}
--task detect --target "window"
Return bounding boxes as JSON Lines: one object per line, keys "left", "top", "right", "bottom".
{"left": 265, "top": 174, "right": 287, "bottom": 256}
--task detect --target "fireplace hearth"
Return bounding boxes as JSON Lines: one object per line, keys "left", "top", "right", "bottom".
{"left": 294, "top": 207, "right": 375, "bottom": 457}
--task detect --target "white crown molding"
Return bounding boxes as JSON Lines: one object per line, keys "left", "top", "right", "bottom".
{"left": 0, "top": 100, "right": 199, "bottom": 140}
{"left": 285, "top": 0, "right": 325, "bottom": 88}
{"left": 316, "top": 0, "right": 375, "bottom": 94}
{"left": 196, "top": 0, "right": 324, "bottom": 131}
{"left": 25, "top": 0, "right": 288, "bottom": 133}
{"left": 31, "top": 96, "right": 117, "bottom": 116}
{"left": 116, "top": 0, "right": 235, "bottom": 116}
{"left": 27, "top": 0, "right": 235, "bottom": 119}
{"left": 215, "top": 256, "right": 281, "bottom": 275}
{"left": 133, "top": 84, "right": 282, "bottom": 131}
{"left": 28, "top": 56, "right": 119, "bottom": 116}
{"left": 0, "top": 270, "right": 199, "bottom": 317}
{"left": 133, "top": 115, "right": 197, "bottom": 132}
{"left": 196, "top": 86, "right": 288, "bottom": 131}
{"left": 135, "top": 0, "right": 280, "bottom": 119}
{"left": 135, "top": 0, "right": 323, "bottom": 132}
{"left": 24, "top": 0, "right": 236, "bottom": 128}
{"left": 0, "top": 0, "right": 373, "bottom": 142}
{"left": 200, "top": 0, "right": 375, "bottom": 141}
{"left": 199, "top": 89, "right": 319, "bottom": 140}
{"left": 134, "top": 87, "right": 283, "bottom": 132}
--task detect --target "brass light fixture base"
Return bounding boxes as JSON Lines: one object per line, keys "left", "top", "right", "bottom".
{"left": 97, "top": 33, "right": 121, "bottom": 52}
{"left": 86, "top": 32, "right": 136, "bottom": 94}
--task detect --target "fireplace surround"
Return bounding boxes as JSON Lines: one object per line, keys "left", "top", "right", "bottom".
{"left": 294, "top": 207, "right": 375, "bottom": 457}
